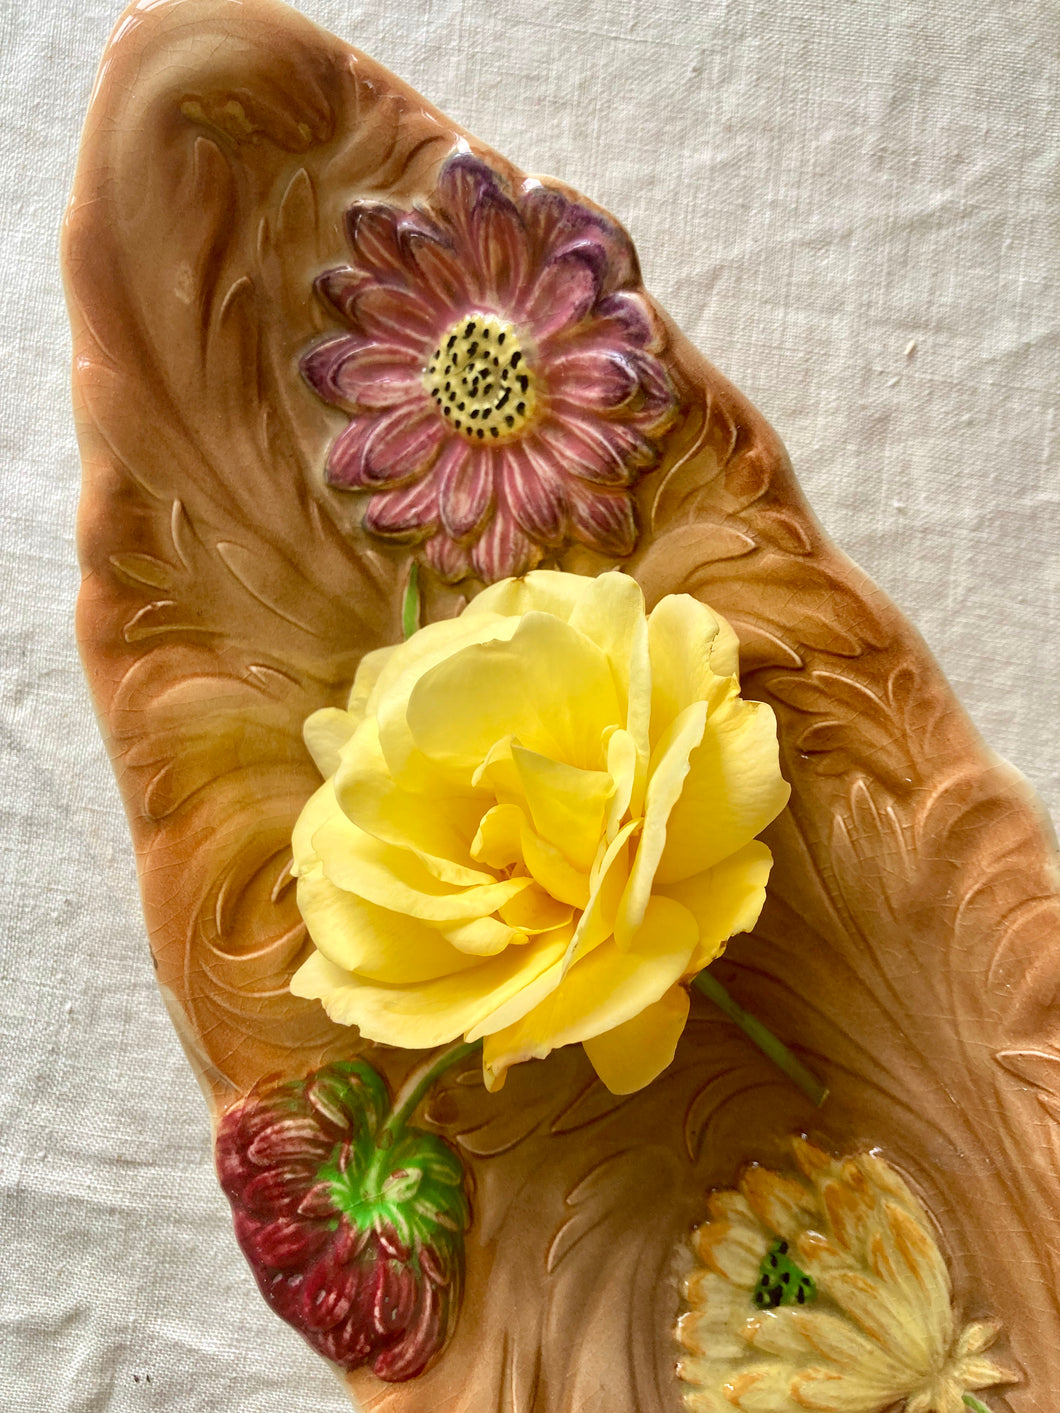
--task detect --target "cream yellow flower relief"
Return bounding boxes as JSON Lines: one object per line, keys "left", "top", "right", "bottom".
{"left": 289, "top": 569, "right": 790, "bottom": 1094}
{"left": 678, "top": 1138, "right": 1017, "bottom": 1413}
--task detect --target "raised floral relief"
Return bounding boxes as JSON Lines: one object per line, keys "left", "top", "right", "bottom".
{"left": 677, "top": 1138, "right": 1017, "bottom": 1413}
{"left": 215, "top": 1060, "right": 469, "bottom": 1381}
{"left": 289, "top": 570, "right": 790, "bottom": 1095}
{"left": 302, "top": 153, "right": 677, "bottom": 583}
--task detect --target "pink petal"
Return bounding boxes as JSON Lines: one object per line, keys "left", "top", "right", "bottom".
{"left": 352, "top": 286, "right": 442, "bottom": 351}
{"left": 315, "top": 269, "right": 372, "bottom": 321}
{"left": 364, "top": 404, "right": 445, "bottom": 482}
{"left": 502, "top": 442, "right": 568, "bottom": 545}
{"left": 330, "top": 342, "right": 422, "bottom": 409}
{"left": 301, "top": 333, "right": 362, "bottom": 405}
{"left": 564, "top": 480, "right": 638, "bottom": 557}
{"left": 470, "top": 185, "right": 531, "bottom": 307}
{"left": 470, "top": 503, "right": 540, "bottom": 581}
{"left": 404, "top": 228, "right": 471, "bottom": 313}
{"left": 626, "top": 350, "right": 678, "bottom": 428}
{"left": 435, "top": 154, "right": 503, "bottom": 244}
{"left": 361, "top": 477, "right": 440, "bottom": 538}
{"left": 520, "top": 252, "right": 599, "bottom": 341}
{"left": 586, "top": 290, "right": 655, "bottom": 349}
{"left": 345, "top": 204, "right": 405, "bottom": 280}
{"left": 327, "top": 417, "right": 377, "bottom": 487}
{"left": 545, "top": 347, "right": 639, "bottom": 410}
{"left": 539, "top": 415, "right": 655, "bottom": 487}
{"left": 327, "top": 404, "right": 442, "bottom": 489}
{"left": 439, "top": 442, "right": 495, "bottom": 539}
{"left": 519, "top": 184, "right": 637, "bottom": 292}
{"left": 421, "top": 532, "right": 472, "bottom": 583}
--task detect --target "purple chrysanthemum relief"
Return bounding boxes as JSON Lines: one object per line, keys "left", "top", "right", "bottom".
{"left": 301, "top": 153, "right": 678, "bottom": 583}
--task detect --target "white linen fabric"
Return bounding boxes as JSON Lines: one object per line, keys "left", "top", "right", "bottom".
{"left": 0, "top": 0, "right": 1056, "bottom": 1408}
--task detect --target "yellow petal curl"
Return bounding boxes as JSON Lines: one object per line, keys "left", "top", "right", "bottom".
{"left": 290, "top": 570, "right": 789, "bottom": 1093}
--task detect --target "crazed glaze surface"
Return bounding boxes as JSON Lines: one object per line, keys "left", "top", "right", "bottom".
{"left": 63, "top": 0, "right": 1059, "bottom": 1408}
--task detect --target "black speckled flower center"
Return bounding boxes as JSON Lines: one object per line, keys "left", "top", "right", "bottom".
{"left": 754, "top": 1238, "right": 816, "bottom": 1310}
{"left": 424, "top": 313, "right": 536, "bottom": 443}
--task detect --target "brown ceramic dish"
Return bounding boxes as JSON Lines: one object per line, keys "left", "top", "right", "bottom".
{"left": 63, "top": 1, "right": 1059, "bottom": 1409}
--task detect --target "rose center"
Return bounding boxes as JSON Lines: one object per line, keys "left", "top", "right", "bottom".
{"left": 423, "top": 313, "right": 536, "bottom": 443}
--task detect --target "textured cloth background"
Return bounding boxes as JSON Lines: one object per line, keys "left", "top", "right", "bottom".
{"left": 1, "top": 0, "right": 1056, "bottom": 1408}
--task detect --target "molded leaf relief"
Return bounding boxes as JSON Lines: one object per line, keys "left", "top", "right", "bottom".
{"left": 64, "top": 1, "right": 1060, "bottom": 1409}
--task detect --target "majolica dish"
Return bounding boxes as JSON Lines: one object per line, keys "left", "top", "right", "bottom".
{"left": 63, "top": 1, "right": 1059, "bottom": 1409}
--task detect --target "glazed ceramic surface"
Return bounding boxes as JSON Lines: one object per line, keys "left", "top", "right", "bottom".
{"left": 63, "top": 1, "right": 1059, "bottom": 1409}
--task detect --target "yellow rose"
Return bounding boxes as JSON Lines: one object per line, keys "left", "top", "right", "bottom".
{"left": 290, "top": 571, "right": 789, "bottom": 1094}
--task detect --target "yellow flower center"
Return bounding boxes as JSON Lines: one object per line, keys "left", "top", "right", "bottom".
{"left": 423, "top": 313, "right": 536, "bottom": 443}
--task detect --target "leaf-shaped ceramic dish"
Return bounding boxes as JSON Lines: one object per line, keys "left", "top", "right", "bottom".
{"left": 63, "top": 1, "right": 1059, "bottom": 1410}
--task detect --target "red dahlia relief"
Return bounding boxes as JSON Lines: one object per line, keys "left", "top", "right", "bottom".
{"left": 215, "top": 1061, "right": 469, "bottom": 1381}
{"left": 301, "top": 152, "right": 677, "bottom": 583}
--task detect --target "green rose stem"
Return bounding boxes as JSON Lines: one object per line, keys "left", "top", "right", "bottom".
{"left": 962, "top": 1399, "right": 994, "bottom": 1413}
{"left": 384, "top": 977, "right": 828, "bottom": 1124}
{"left": 402, "top": 560, "right": 421, "bottom": 640}
{"left": 694, "top": 970, "right": 829, "bottom": 1108}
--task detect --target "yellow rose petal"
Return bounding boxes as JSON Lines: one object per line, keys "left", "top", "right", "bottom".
{"left": 497, "top": 885, "right": 572, "bottom": 933}
{"left": 442, "top": 914, "right": 526, "bottom": 957}
{"left": 481, "top": 894, "right": 699, "bottom": 1090}
{"left": 334, "top": 717, "right": 488, "bottom": 886}
{"left": 463, "top": 568, "right": 589, "bottom": 622}
{"left": 316, "top": 813, "right": 533, "bottom": 922}
{"left": 615, "top": 700, "right": 708, "bottom": 947}
{"left": 518, "top": 814, "right": 591, "bottom": 910}
{"left": 510, "top": 742, "right": 612, "bottom": 873}
{"left": 582, "top": 984, "right": 690, "bottom": 1094}
{"left": 659, "top": 839, "right": 774, "bottom": 970}
{"left": 575, "top": 817, "right": 638, "bottom": 961}
{"left": 293, "top": 927, "right": 573, "bottom": 1049}
{"left": 291, "top": 780, "right": 340, "bottom": 876}
{"left": 604, "top": 726, "right": 638, "bottom": 841}
{"left": 346, "top": 644, "right": 395, "bottom": 724}
{"left": 367, "top": 609, "right": 514, "bottom": 716}
{"left": 655, "top": 697, "right": 790, "bottom": 884}
{"left": 569, "top": 572, "right": 651, "bottom": 800}
{"left": 648, "top": 593, "right": 738, "bottom": 743}
{"left": 471, "top": 736, "right": 522, "bottom": 804}
{"left": 407, "top": 612, "right": 620, "bottom": 774}
{"left": 373, "top": 611, "right": 522, "bottom": 783}
{"left": 470, "top": 801, "right": 524, "bottom": 869}
{"left": 303, "top": 707, "right": 357, "bottom": 777}
{"left": 296, "top": 867, "right": 477, "bottom": 982}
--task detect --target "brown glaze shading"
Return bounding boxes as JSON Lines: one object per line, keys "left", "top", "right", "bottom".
{"left": 63, "top": 1, "right": 1058, "bottom": 1409}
